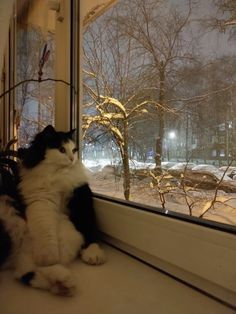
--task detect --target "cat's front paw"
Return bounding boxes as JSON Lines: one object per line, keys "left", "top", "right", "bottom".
{"left": 81, "top": 243, "right": 106, "bottom": 265}
{"left": 31, "top": 264, "right": 76, "bottom": 296}
{"left": 33, "top": 246, "right": 60, "bottom": 266}
{"left": 49, "top": 266, "right": 76, "bottom": 297}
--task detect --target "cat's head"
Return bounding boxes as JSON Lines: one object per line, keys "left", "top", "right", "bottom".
{"left": 18, "top": 125, "right": 78, "bottom": 168}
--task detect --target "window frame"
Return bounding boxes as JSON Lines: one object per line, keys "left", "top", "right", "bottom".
{"left": 1, "top": 15, "right": 16, "bottom": 144}
{"left": 3, "top": 0, "right": 235, "bottom": 307}
{"left": 76, "top": 0, "right": 236, "bottom": 308}
{"left": 93, "top": 194, "right": 236, "bottom": 307}
{"left": 13, "top": 0, "right": 73, "bottom": 136}
{"left": 5, "top": 0, "right": 235, "bottom": 307}
{"left": 54, "top": 0, "right": 72, "bottom": 131}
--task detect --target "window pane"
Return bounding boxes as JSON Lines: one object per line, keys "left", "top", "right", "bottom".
{"left": 83, "top": 0, "right": 236, "bottom": 227}
{"left": 16, "top": 1, "right": 56, "bottom": 146}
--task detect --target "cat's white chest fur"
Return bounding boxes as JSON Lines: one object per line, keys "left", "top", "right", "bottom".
{"left": 51, "top": 161, "right": 87, "bottom": 194}
{"left": 20, "top": 160, "right": 88, "bottom": 210}
{"left": 19, "top": 159, "right": 89, "bottom": 266}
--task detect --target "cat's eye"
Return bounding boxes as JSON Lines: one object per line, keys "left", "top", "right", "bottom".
{"left": 72, "top": 148, "right": 78, "bottom": 154}
{"left": 59, "top": 147, "right": 66, "bottom": 153}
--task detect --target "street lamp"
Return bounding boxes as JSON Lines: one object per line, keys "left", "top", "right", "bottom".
{"left": 168, "top": 131, "right": 176, "bottom": 139}
{"left": 167, "top": 131, "right": 176, "bottom": 160}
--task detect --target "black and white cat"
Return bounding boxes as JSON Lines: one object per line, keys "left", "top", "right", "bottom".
{"left": 0, "top": 125, "right": 106, "bottom": 296}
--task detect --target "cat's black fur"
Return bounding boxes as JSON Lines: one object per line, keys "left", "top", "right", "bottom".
{"left": 18, "top": 125, "right": 75, "bottom": 169}
{"left": 18, "top": 125, "right": 100, "bottom": 247}
{"left": 68, "top": 184, "right": 100, "bottom": 245}
{"left": 0, "top": 218, "right": 12, "bottom": 267}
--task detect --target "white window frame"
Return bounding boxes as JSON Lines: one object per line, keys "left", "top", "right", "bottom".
{"left": 93, "top": 196, "right": 236, "bottom": 307}
{"left": 5, "top": 0, "right": 73, "bottom": 140}
{"left": 54, "top": 0, "right": 71, "bottom": 131}
{"left": 73, "top": 0, "right": 236, "bottom": 308}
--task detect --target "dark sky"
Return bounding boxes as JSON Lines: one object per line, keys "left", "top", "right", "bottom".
{"left": 169, "top": 0, "right": 234, "bottom": 58}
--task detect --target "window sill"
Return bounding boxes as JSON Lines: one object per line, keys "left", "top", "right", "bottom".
{"left": 94, "top": 196, "right": 236, "bottom": 308}
{"left": 0, "top": 245, "right": 233, "bottom": 314}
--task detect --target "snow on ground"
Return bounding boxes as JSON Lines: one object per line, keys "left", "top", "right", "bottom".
{"left": 191, "top": 165, "right": 233, "bottom": 181}
{"left": 84, "top": 159, "right": 236, "bottom": 226}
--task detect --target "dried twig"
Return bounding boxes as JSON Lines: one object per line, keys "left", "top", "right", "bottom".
{"left": 0, "top": 78, "right": 76, "bottom": 100}
{"left": 199, "top": 162, "right": 234, "bottom": 218}
{"left": 149, "top": 170, "right": 176, "bottom": 210}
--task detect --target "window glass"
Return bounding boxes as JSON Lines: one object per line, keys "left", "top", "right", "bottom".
{"left": 16, "top": 1, "right": 56, "bottom": 146}
{"left": 83, "top": 0, "right": 236, "bottom": 227}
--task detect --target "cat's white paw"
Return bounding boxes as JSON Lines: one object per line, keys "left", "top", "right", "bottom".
{"left": 81, "top": 243, "right": 106, "bottom": 265}
{"left": 49, "top": 267, "right": 76, "bottom": 297}
{"left": 50, "top": 279, "right": 76, "bottom": 297}
{"left": 33, "top": 246, "right": 60, "bottom": 266}
{"left": 32, "top": 264, "right": 76, "bottom": 297}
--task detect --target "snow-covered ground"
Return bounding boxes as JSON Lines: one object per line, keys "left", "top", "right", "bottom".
{"left": 84, "top": 159, "right": 236, "bottom": 227}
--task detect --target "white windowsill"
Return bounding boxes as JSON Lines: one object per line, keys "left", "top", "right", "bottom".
{"left": 0, "top": 245, "right": 233, "bottom": 314}
{"left": 94, "top": 197, "right": 236, "bottom": 307}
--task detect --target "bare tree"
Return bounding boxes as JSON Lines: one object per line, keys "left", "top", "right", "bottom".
{"left": 212, "top": 0, "right": 236, "bottom": 31}
{"left": 83, "top": 11, "right": 176, "bottom": 200}
{"left": 114, "top": 0, "right": 199, "bottom": 170}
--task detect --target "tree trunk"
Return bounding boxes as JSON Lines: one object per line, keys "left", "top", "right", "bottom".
{"left": 155, "top": 63, "right": 165, "bottom": 172}
{"left": 185, "top": 112, "right": 189, "bottom": 161}
{"left": 122, "top": 120, "right": 130, "bottom": 200}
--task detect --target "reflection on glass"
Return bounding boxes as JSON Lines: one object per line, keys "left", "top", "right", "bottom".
{"left": 16, "top": 1, "right": 56, "bottom": 146}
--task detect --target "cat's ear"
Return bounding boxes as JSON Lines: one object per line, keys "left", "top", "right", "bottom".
{"left": 35, "top": 125, "right": 56, "bottom": 142}
{"left": 67, "top": 129, "right": 76, "bottom": 139}
{"left": 43, "top": 125, "right": 56, "bottom": 135}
